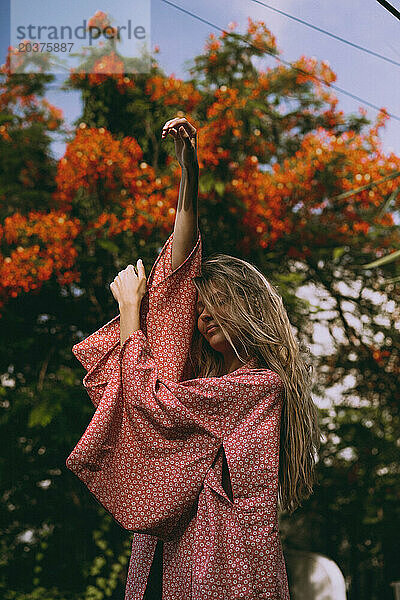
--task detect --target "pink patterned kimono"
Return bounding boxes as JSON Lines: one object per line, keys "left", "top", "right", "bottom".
{"left": 66, "top": 229, "right": 290, "bottom": 600}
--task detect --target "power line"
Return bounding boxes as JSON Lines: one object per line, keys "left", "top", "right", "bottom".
{"left": 159, "top": 0, "right": 400, "bottom": 122}
{"left": 250, "top": 0, "right": 400, "bottom": 68}
{"left": 24, "top": 0, "right": 400, "bottom": 121}
{"left": 376, "top": 0, "right": 400, "bottom": 20}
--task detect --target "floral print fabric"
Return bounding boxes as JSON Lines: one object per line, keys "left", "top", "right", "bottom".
{"left": 66, "top": 229, "right": 290, "bottom": 599}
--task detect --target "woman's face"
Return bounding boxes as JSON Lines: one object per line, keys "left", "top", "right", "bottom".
{"left": 196, "top": 296, "right": 233, "bottom": 353}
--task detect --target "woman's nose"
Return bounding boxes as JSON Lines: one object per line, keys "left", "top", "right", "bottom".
{"left": 199, "top": 311, "right": 211, "bottom": 321}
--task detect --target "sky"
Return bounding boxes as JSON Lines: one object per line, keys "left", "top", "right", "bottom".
{"left": 0, "top": 0, "right": 399, "bottom": 159}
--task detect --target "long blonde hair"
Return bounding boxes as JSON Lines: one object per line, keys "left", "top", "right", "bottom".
{"left": 189, "top": 253, "right": 322, "bottom": 514}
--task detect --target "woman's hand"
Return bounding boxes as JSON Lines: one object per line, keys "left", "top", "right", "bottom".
{"left": 110, "top": 259, "right": 147, "bottom": 308}
{"left": 161, "top": 117, "right": 198, "bottom": 170}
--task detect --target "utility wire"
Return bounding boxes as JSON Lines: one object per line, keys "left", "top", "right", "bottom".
{"left": 37, "top": 0, "right": 400, "bottom": 120}
{"left": 376, "top": 0, "right": 400, "bottom": 20}
{"left": 159, "top": 0, "right": 400, "bottom": 122}
{"left": 250, "top": 0, "right": 400, "bottom": 68}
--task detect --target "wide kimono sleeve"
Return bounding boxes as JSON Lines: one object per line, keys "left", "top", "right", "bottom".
{"left": 66, "top": 228, "right": 216, "bottom": 542}
{"left": 67, "top": 323, "right": 282, "bottom": 542}
{"left": 70, "top": 227, "right": 202, "bottom": 409}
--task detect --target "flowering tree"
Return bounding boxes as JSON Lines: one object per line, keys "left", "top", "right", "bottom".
{"left": 0, "top": 14, "right": 399, "bottom": 600}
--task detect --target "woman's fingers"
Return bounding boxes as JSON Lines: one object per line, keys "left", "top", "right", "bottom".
{"left": 136, "top": 258, "right": 146, "bottom": 279}
{"left": 162, "top": 126, "right": 177, "bottom": 139}
{"left": 110, "top": 259, "right": 146, "bottom": 304}
{"left": 162, "top": 117, "right": 196, "bottom": 139}
{"left": 162, "top": 118, "right": 178, "bottom": 138}
{"left": 178, "top": 125, "right": 192, "bottom": 144}
{"left": 175, "top": 119, "right": 196, "bottom": 137}
{"left": 161, "top": 119, "right": 174, "bottom": 137}
{"left": 171, "top": 118, "right": 196, "bottom": 136}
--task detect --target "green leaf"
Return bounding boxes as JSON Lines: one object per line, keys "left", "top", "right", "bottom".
{"left": 0, "top": 114, "right": 14, "bottom": 125}
{"left": 214, "top": 181, "right": 225, "bottom": 196}
{"left": 28, "top": 400, "right": 61, "bottom": 428}
{"left": 333, "top": 246, "right": 345, "bottom": 261}
{"left": 97, "top": 239, "right": 119, "bottom": 254}
{"left": 198, "top": 173, "right": 215, "bottom": 194}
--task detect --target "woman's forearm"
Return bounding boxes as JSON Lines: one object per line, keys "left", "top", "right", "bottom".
{"left": 120, "top": 301, "right": 141, "bottom": 347}
{"left": 171, "top": 164, "right": 199, "bottom": 271}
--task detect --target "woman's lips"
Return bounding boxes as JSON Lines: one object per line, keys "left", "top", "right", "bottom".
{"left": 206, "top": 325, "right": 219, "bottom": 335}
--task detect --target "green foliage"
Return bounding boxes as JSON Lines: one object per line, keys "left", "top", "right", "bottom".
{"left": 2, "top": 587, "right": 73, "bottom": 600}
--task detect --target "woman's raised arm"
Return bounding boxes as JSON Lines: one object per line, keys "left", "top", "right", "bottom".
{"left": 161, "top": 117, "right": 199, "bottom": 271}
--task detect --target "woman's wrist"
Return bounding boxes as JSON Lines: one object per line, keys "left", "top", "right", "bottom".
{"left": 119, "top": 300, "right": 142, "bottom": 347}
{"left": 119, "top": 298, "right": 142, "bottom": 310}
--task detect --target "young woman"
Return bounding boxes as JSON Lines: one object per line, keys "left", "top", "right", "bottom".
{"left": 67, "top": 116, "right": 321, "bottom": 600}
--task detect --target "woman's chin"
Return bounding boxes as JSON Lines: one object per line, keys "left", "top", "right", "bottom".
{"left": 208, "top": 338, "right": 229, "bottom": 353}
